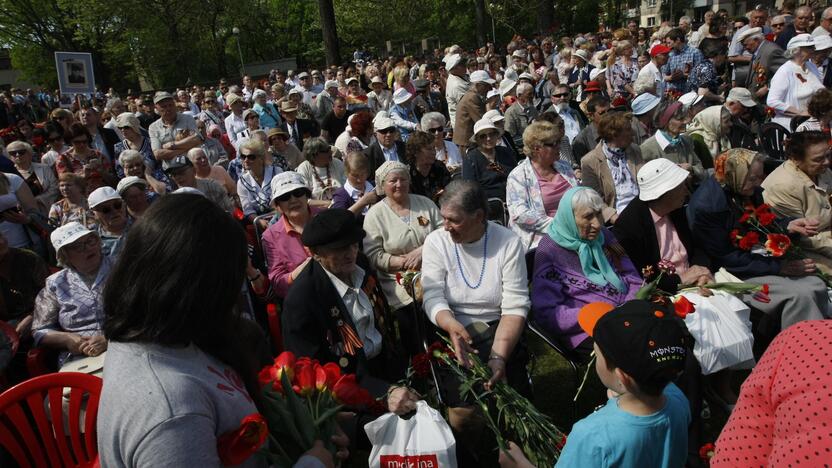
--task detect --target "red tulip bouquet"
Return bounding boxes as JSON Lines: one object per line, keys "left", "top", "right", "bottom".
{"left": 253, "top": 351, "right": 375, "bottom": 466}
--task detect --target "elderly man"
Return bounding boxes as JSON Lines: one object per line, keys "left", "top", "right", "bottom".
{"left": 163, "top": 156, "right": 232, "bottom": 212}
{"left": 364, "top": 116, "right": 405, "bottom": 175}
{"left": 813, "top": 7, "right": 832, "bottom": 37}
{"left": 315, "top": 80, "right": 340, "bottom": 121}
{"left": 571, "top": 95, "right": 610, "bottom": 161}
{"left": 453, "top": 70, "right": 493, "bottom": 151}
{"left": 88, "top": 186, "right": 130, "bottom": 258}
{"left": 223, "top": 93, "right": 246, "bottom": 144}
{"left": 197, "top": 93, "right": 226, "bottom": 134}
{"left": 503, "top": 82, "right": 538, "bottom": 150}
{"left": 662, "top": 28, "right": 704, "bottom": 93}
{"left": 177, "top": 90, "right": 199, "bottom": 115}
{"left": 638, "top": 44, "right": 671, "bottom": 97}
{"left": 241, "top": 75, "right": 255, "bottom": 103}
{"left": 79, "top": 106, "right": 119, "bottom": 163}
{"left": 278, "top": 100, "right": 318, "bottom": 151}
{"left": 692, "top": 10, "right": 716, "bottom": 48}
{"left": 738, "top": 28, "right": 787, "bottom": 99}
{"left": 444, "top": 54, "right": 470, "bottom": 130}
{"left": 544, "top": 84, "right": 584, "bottom": 145}
{"left": 776, "top": 6, "right": 815, "bottom": 49}
{"left": 252, "top": 89, "right": 281, "bottom": 130}
{"left": 295, "top": 72, "right": 316, "bottom": 107}
{"left": 724, "top": 87, "right": 759, "bottom": 149}
{"left": 148, "top": 91, "right": 203, "bottom": 164}
{"left": 728, "top": 6, "right": 771, "bottom": 85}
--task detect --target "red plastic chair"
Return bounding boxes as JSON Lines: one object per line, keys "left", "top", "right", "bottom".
{"left": 0, "top": 372, "right": 102, "bottom": 467}
{"left": 0, "top": 321, "right": 20, "bottom": 390}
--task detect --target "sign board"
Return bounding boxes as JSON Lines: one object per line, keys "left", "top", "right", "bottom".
{"left": 54, "top": 52, "right": 96, "bottom": 95}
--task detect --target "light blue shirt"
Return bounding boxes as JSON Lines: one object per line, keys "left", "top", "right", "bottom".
{"left": 556, "top": 383, "right": 690, "bottom": 468}
{"left": 558, "top": 108, "right": 580, "bottom": 144}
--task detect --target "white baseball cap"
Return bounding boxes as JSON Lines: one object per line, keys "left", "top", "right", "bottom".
{"left": 88, "top": 186, "right": 121, "bottom": 209}
{"left": 374, "top": 116, "right": 397, "bottom": 132}
{"left": 470, "top": 70, "right": 496, "bottom": 84}
{"left": 270, "top": 171, "right": 309, "bottom": 201}
{"left": 393, "top": 88, "right": 413, "bottom": 105}
{"left": 637, "top": 158, "right": 690, "bottom": 201}
{"left": 50, "top": 222, "right": 95, "bottom": 254}
{"left": 116, "top": 176, "right": 147, "bottom": 195}
{"left": 324, "top": 80, "right": 339, "bottom": 90}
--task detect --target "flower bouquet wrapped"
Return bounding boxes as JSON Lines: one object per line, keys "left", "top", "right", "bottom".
{"left": 251, "top": 351, "right": 375, "bottom": 466}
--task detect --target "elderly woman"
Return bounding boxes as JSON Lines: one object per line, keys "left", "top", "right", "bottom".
{"left": 56, "top": 123, "right": 114, "bottom": 191}
{"left": 506, "top": 121, "right": 578, "bottom": 251}
{"left": 235, "top": 139, "right": 281, "bottom": 229}
{"left": 421, "top": 112, "right": 462, "bottom": 171}
{"left": 768, "top": 34, "right": 825, "bottom": 129}
{"left": 687, "top": 104, "right": 732, "bottom": 162}
{"left": 761, "top": 131, "right": 832, "bottom": 272}
{"left": 795, "top": 88, "right": 832, "bottom": 133}
{"left": 48, "top": 173, "right": 96, "bottom": 229}
{"left": 605, "top": 40, "right": 638, "bottom": 100}
{"left": 462, "top": 118, "right": 517, "bottom": 201}
{"left": 116, "top": 176, "right": 151, "bottom": 219}
{"left": 335, "top": 112, "right": 374, "bottom": 157}
{"left": 187, "top": 147, "right": 236, "bottom": 197}
{"left": 580, "top": 111, "right": 644, "bottom": 224}
{"left": 7, "top": 140, "right": 58, "bottom": 213}
{"left": 531, "top": 187, "right": 642, "bottom": 356}
{"left": 296, "top": 136, "right": 346, "bottom": 206}
{"left": 422, "top": 180, "right": 530, "bottom": 455}
{"left": 686, "top": 41, "right": 728, "bottom": 104}
{"left": 40, "top": 121, "right": 69, "bottom": 168}
{"left": 252, "top": 89, "right": 281, "bottom": 129}
{"left": 88, "top": 186, "right": 130, "bottom": 258}
{"left": 688, "top": 148, "right": 829, "bottom": 328}
{"left": 261, "top": 172, "right": 318, "bottom": 299}
{"left": 118, "top": 149, "right": 166, "bottom": 196}
{"left": 640, "top": 101, "right": 706, "bottom": 184}
{"left": 406, "top": 131, "right": 451, "bottom": 202}
{"left": 330, "top": 151, "right": 378, "bottom": 219}
{"left": 363, "top": 161, "right": 442, "bottom": 355}
{"left": 113, "top": 112, "right": 170, "bottom": 190}
{"left": 194, "top": 119, "right": 229, "bottom": 167}
{"left": 0, "top": 171, "right": 40, "bottom": 252}
{"left": 267, "top": 128, "right": 303, "bottom": 170}
{"left": 32, "top": 222, "right": 112, "bottom": 367}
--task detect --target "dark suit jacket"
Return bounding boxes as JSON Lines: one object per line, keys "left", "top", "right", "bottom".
{"left": 281, "top": 258, "right": 406, "bottom": 392}
{"left": 745, "top": 40, "right": 787, "bottom": 95}
{"left": 279, "top": 118, "right": 319, "bottom": 151}
{"left": 611, "top": 197, "right": 710, "bottom": 293}
{"left": 363, "top": 141, "right": 407, "bottom": 179}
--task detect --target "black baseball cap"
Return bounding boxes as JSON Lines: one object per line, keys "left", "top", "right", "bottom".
{"left": 578, "top": 300, "right": 690, "bottom": 387}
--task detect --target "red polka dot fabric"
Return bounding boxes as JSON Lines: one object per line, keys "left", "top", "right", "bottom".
{"left": 712, "top": 320, "right": 832, "bottom": 467}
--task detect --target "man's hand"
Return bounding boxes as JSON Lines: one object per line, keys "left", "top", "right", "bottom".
{"left": 780, "top": 258, "right": 817, "bottom": 276}
{"left": 788, "top": 217, "right": 820, "bottom": 237}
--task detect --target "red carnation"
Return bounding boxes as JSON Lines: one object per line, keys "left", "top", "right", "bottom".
{"left": 332, "top": 374, "right": 373, "bottom": 406}
{"left": 217, "top": 413, "right": 269, "bottom": 466}
{"left": 738, "top": 231, "right": 760, "bottom": 250}
{"left": 411, "top": 353, "right": 431, "bottom": 378}
{"left": 729, "top": 229, "right": 741, "bottom": 246}
{"left": 699, "top": 442, "right": 716, "bottom": 461}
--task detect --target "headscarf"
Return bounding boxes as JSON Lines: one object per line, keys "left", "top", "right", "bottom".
{"left": 374, "top": 160, "right": 409, "bottom": 195}
{"left": 546, "top": 187, "right": 626, "bottom": 291}
{"left": 714, "top": 148, "right": 760, "bottom": 194}
{"left": 687, "top": 105, "right": 731, "bottom": 159}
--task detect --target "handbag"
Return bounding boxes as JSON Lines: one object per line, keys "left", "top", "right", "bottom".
{"left": 365, "top": 401, "right": 457, "bottom": 468}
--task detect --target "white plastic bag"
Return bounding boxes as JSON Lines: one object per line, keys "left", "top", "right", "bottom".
{"left": 365, "top": 400, "right": 457, "bottom": 468}
{"left": 676, "top": 290, "right": 755, "bottom": 375}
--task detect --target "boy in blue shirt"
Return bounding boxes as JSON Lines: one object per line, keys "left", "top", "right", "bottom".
{"left": 501, "top": 300, "right": 692, "bottom": 468}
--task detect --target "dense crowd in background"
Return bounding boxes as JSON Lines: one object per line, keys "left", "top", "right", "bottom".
{"left": 2, "top": 1, "right": 832, "bottom": 467}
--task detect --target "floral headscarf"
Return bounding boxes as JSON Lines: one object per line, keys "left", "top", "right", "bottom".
{"left": 714, "top": 148, "right": 761, "bottom": 194}
{"left": 687, "top": 105, "right": 731, "bottom": 159}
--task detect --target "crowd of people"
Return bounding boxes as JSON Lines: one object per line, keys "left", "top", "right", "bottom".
{"left": 1, "top": 1, "right": 832, "bottom": 466}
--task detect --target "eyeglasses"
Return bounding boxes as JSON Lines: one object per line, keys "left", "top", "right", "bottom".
{"left": 95, "top": 201, "right": 123, "bottom": 215}
{"left": 71, "top": 139, "right": 89, "bottom": 146}
{"left": 240, "top": 153, "right": 259, "bottom": 160}
{"left": 7, "top": 150, "right": 27, "bottom": 157}
{"left": 553, "top": 93, "right": 570, "bottom": 98}
{"left": 66, "top": 235, "right": 99, "bottom": 252}
{"left": 478, "top": 131, "right": 499, "bottom": 139}
{"left": 427, "top": 127, "right": 444, "bottom": 134}
{"left": 275, "top": 187, "right": 308, "bottom": 203}
{"left": 378, "top": 128, "right": 397, "bottom": 134}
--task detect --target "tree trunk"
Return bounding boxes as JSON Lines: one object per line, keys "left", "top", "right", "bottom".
{"left": 537, "top": 0, "right": 555, "bottom": 33}
{"left": 473, "top": 0, "right": 487, "bottom": 46}
{"left": 318, "top": 0, "right": 341, "bottom": 66}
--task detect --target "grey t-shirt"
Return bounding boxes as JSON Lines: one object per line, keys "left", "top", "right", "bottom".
{"left": 148, "top": 113, "right": 198, "bottom": 157}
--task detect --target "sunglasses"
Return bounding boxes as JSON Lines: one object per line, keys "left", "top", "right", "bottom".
{"left": 95, "top": 201, "right": 123, "bottom": 215}
{"left": 7, "top": 150, "right": 27, "bottom": 156}
{"left": 240, "top": 153, "right": 259, "bottom": 160}
{"left": 275, "top": 187, "right": 308, "bottom": 203}
{"left": 478, "top": 131, "right": 499, "bottom": 139}
{"left": 427, "top": 127, "right": 444, "bottom": 134}
{"left": 553, "top": 93, "right": 570, "bottom": 98}
{"left": 378, "top": 128, "right": 397, "bottom": 134}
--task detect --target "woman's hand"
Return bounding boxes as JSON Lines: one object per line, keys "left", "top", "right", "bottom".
{"left": 387, "top": 386, "right": 419, "bottom": 415}
{"left": 80, "top": 335, "right": 107, "bottom": 356}
{"left": 485, "top": 356, "right": 506, "bottom": 390}
{"left": 788, "top": 217, "right": 820, "bottom": 237}
{"left": 780, "top": 258, "right": 817, "bottom": 276}
{"left": 436, "top": 312, "right": 476, "bottom": 367}
{"left": 15, "top": 315, "right": 33, "bottom": 337}
{"left": 679, "top": 265, "right": 712, "bottom": 286}
{"left": 64, "top": 333, "right": 86, "bottom": 355}
{"left": 401, "top": 247, "right": 423, "bottom": 271}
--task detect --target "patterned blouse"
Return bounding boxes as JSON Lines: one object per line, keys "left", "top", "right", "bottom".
{"left": 606, "top": 58, "right": 639, "bottom": 99}
{"left": 48, "top": 198, "right": 97, "bottom": 229}
{"left": 113, "top": 138, "right": 172, "bottom": 192}
{"left": 55, "top": 149, "right": 110, "bottom": 192}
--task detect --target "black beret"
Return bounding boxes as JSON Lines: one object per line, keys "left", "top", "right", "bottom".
{"left": 302, "top": 208, "right": 365, "bottom": 248}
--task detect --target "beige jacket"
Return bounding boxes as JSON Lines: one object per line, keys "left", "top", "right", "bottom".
{"left": 762, "top": 160, "right": 832, "bottom": 265}
{"left": 580, "top": 142, "right": 644, "bottom": 222}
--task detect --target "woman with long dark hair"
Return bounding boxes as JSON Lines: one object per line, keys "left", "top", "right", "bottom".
{"left": 97, "top": 194, "right": 339, "bottom": 467}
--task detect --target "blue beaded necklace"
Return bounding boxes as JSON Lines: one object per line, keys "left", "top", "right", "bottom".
{"left": 454, "top": 224, "right": 488, "bottom": 289}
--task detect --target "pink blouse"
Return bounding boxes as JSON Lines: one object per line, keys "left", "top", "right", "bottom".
{"left": 538, "top": 173, "right": 572, "bottom": 217}
{"left": 650, "top": 208, "right": 689, "bottom": 275}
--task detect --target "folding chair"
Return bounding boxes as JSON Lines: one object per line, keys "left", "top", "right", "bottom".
{"left": 487, "top": 198, "right": 508, "bottom": 226}
{"left": 759, "top": 122, "right": 790, "bottom": 161}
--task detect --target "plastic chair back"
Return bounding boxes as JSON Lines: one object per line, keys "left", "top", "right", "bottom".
{"left": 759, "top": 122, "right": 790, "bottom": 161}
{"left": 487, "top": 198, "right": 508, "bottom": 226}
{"left": 0, "top": 372, "right": 102, "bottom": 468}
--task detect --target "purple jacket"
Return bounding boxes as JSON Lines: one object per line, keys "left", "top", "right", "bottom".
{"left": 531, "top": 229, "right": 642, "bottom": 350}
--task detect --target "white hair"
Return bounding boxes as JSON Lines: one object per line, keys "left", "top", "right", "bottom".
{"left": 420, "top": 111, "right": 446, "bottom": 129}
{"left": 118, "top": 149, "right": 148, "bottom": 169}
{"left": 516, "top": 82, "right": 533, "bottom": 96}
{"left": 572, "top": 188, "right": 605, "bottom": 214}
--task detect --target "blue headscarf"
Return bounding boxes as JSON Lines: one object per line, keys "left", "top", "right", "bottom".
{"left": 546, "top": 187, "right": 625, "bottom": 291}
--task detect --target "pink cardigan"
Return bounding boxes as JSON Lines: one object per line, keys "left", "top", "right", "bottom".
{"left": 261, "top": 208, "right": 320, "bottom": 298}
{"left": 713, "top": 320, "right": 832, "bottom": 466}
